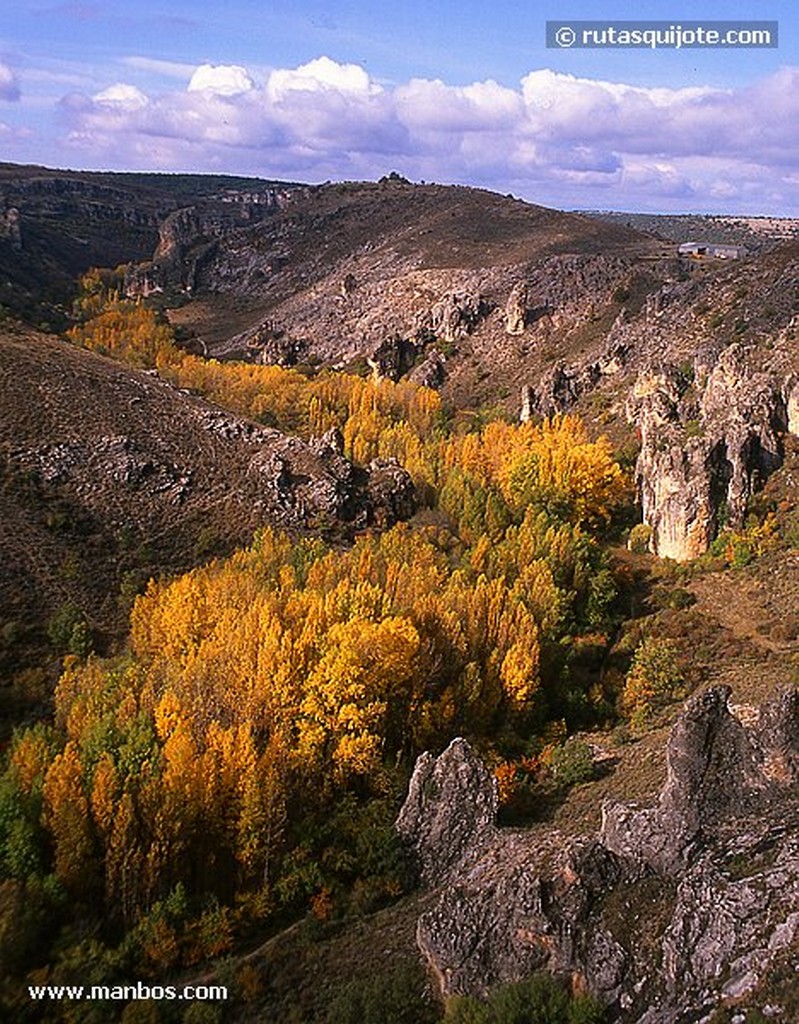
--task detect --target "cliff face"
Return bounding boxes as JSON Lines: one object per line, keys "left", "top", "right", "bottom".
{"left": 397, "top": 687, "right": 799, "bottom": 1022}
{"left": 627, "top": 345, "right": 793, "bottom": 560}
{"left": 124, "top": 186, "right": 297, "bottom": 298}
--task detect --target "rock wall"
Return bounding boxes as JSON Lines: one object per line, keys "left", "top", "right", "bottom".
{"left": 628, "top": 345, "right": 789, "bottom": 560}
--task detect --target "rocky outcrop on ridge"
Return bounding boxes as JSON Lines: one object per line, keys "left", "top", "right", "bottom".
{"left": 395, "top": 738, "right": 499, "bottom": 887}
{"left": 397, "top": 686, "right": 799, "bottom": 1022}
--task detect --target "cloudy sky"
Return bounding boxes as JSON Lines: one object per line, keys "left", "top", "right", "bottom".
{"left": 0, "top": 0, "right": 797, "bottom": 213}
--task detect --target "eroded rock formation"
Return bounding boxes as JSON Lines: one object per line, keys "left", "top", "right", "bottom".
{"left": 397, "top": 686, "right": 799, "bottom": 1022}
{"left": 429, "top": 291, "right": 490, "bottom": 344}
{"left": 628, "top": 345, "right": 789, "bottom": 560}
{"left": 396, "top": 738, "right": 499, "bottom": 887}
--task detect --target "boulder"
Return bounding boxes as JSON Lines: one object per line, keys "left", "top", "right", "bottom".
{"left": 395, "top": 737, "right": 498, "bottom": 887}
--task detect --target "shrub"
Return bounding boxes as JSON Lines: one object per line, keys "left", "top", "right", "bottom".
{"left": 444, "top": 974, "right": 606, "bottom": 1024}
{"left": 549, "top": 739, "right": 595, "bottom": 787}
{"left": 627, "top": 523, "right": 652, "bottom": 554}
{"left": 622, "top": 637, "right": 684, "bottom": 728}
{"left": 325, "top": 959, "right": 438, "bottom": 1024}
{"left": 46, "top": 603, "right": 92, "bottom": 657}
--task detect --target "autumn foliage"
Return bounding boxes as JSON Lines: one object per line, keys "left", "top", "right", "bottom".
{"left": 0, "top": 272, "right": 634, "bottom": 990}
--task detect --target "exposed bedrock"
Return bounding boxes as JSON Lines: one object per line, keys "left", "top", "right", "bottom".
{"left": 396, "top": 686, "right": 799, "bottom": 1022}
{"left": 628, "top": 345, "right": 790, "bottom": 560}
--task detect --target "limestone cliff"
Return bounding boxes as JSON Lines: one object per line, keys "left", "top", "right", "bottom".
{"left": 628, "top": 345, "right": 790, "bottom": 560}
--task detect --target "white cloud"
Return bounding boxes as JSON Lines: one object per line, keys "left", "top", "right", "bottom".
{"left": 55, "top": 58, "right": 799, "bottom": 213}
{"left": 92, "top": 83, "right": 149, "bottom": 108}
{"left": 0, "top": 61, "right": 20, "bottom": 102}
{"left": 266, "top": 57, "right": 377, "bottom": 102}
{"left": 394, "top": 78, "right": 522, "bottom": 133}
{"left": 188, "top": 64, "right": 255, "bottom": 96}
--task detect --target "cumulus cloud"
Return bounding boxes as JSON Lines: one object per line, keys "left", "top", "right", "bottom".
{"left": 267, "top": 56, "right": 377, "bottom": 101}
{"left": 92, "top": 83, "right": 149, "bottom": 109}
{"left": 56, "top": 57, "right": 799, "bottom": 213}
{"left": 188, "top": 64, "right": 255, "bottom": 96}
{"left": 0, "top": 61, "right": 20, "bottom": 102}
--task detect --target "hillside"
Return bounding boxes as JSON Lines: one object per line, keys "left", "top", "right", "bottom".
{"left": 0, "top": 163, "right": 304, "bottom": 329}
{"left": 1, "top": 164, "right": 799, "bottom": 1024}
{"left": 0, "top": 319, "right": 411, "bottom": 724}
{"left": 130, "top": 178, "right": 672, "bottom": 410}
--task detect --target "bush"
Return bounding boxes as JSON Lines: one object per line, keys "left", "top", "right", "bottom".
{"left": 325, "top": 959, "right": 438, "bottom": 1024}
{"left": 651, "top": 587, "right": 696, "bottom": 612}
{"left": 444, "top": 974, "right": 606, "bottom": 1024}
{"left": 627, "top": 523, "right": 652, "bottom": 554}
{"left": 622, "top": 637, "right": 683, "bottom": 728}
{"left": 47, "top": 603, "right": 92, "bottom": 657}
{"left": 549, "top": 739, "right": 595, "bottom": 787}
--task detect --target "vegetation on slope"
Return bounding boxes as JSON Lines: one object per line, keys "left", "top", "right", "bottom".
{"left": 0, "top": 281, "right": 633, "bottom": 1021}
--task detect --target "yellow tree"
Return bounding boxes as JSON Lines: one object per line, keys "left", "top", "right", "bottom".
{"left": 298, "top": 616, "right": 421, "bottom": 777}
{"left": 42, "top": 741, "right": 94, "bottom": 892}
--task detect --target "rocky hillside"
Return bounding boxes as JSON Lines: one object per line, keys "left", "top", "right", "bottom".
{"left": 0, "top": 163, "right": 302, "bottom": 328}
{"left": 117, "top": 173, "right": 799, "bottom": 566}
{"left": 2, "top": 163, "right": 798, "bottom": 581}
{"left": 2, "top": 163, "right": 798, "bottom": 626}
{"left": 0, "top": 320, "right": 412, "bottom": 702}
{"left": 396, "top": 685, "right": 799, "bottom": 1024}
{"left": 126, "top": 177, "right": 671, "bottom": 406}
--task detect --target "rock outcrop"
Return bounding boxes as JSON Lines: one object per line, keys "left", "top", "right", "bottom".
{"left": 407, "top": 348, "right": 446, "bottom": 390}
{"left": 367, "top": 334, "right": 419, "bottom": 381}
{"left": 0, "top": 203, "right": 21, "bottom": 249}
{"left": 398, "top": 687, "right": 799, "bottom": 1022}
{"left": 628, "top": 345, "right": 789, "bottom": 560}
{"left": 504, "top": 282, "right": 528, "bottom": 335}
{"left": 396, "top": 738, "right": 499, "bottom": 887}
{"left": 429, "top": 292, "right": 490, "bottom": 344}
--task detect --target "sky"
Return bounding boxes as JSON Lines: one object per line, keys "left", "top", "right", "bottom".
{"left": 0, "top": 0, "right": 797, "bottom": 213}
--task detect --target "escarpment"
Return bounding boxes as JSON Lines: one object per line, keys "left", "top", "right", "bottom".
{"left": 397, "top": 687, "right": 799, "bottom": 1023}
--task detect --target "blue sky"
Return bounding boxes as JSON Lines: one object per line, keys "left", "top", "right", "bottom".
{"left": 0, "top": 0, "right": 797, "bottom": 213}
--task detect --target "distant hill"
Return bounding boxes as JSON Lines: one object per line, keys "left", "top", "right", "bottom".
{"left": 0, "top": 162, "right": 305, "bottom": 329}
{"left": 582, "top": 209, "right": 799, "bottom": 254}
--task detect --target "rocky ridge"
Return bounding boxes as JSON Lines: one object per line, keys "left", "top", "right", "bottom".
{"left": 397, "top": 687, "right": 799, "bottom": 1023}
